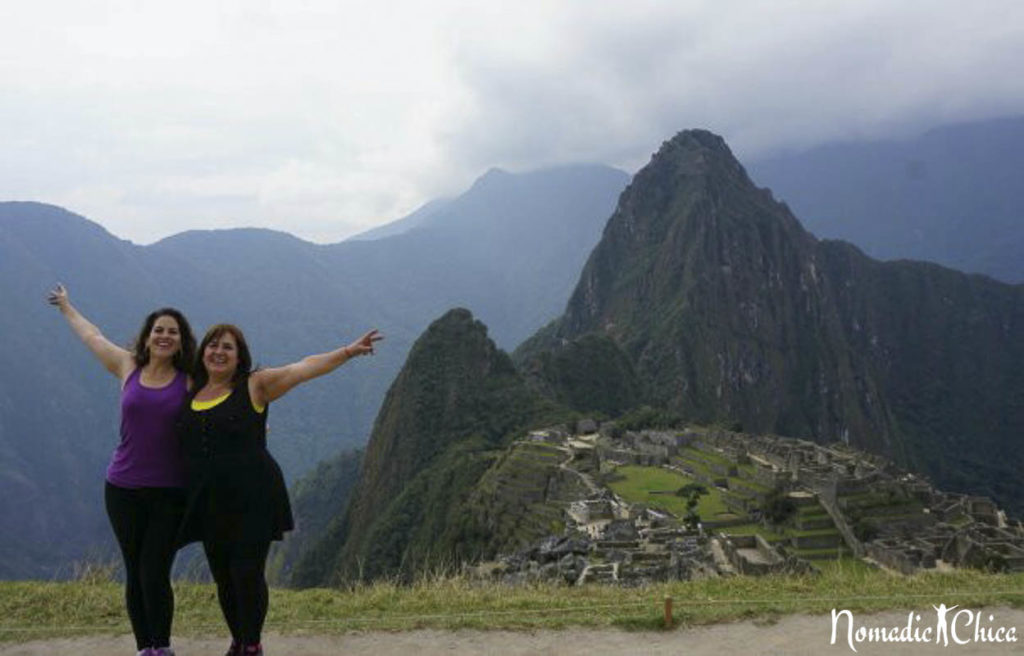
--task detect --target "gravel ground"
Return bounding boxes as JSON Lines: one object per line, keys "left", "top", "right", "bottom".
{"left": 2, "top": 607, "right": 1023, "bottom": 655}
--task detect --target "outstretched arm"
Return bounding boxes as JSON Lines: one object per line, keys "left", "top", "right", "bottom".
{"left": 47, "top": 283, "right": 134, "bottom": 380}
{"left": 250, "top": 329, "right": 383, "bottom": 406}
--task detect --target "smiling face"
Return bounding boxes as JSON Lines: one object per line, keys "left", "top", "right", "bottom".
{"left": 196, "top": 323, "right": 252, "bottom": 387}
{"left": 203, "top": 330, "right": 239, "bottom": 380}
{"left": 146, "top": 314, "right": 182, "bottom": 360}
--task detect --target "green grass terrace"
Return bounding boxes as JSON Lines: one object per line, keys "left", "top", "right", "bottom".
{"left": 606, "top": 465, "right": 740, "bottom": 523}
{"left": 605, "top": 464, "right": 850, "bottom": 559}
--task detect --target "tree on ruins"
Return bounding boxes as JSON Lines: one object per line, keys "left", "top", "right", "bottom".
{"left": 676, "top": 483, "right": 708, "bottom": 531}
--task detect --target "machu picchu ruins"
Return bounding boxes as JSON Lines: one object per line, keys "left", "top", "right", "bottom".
{"left": 470, "top": 421, "right": 1024, "bottom": 585}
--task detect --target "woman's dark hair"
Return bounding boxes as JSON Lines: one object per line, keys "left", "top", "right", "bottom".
{"left": 132, "top": 308, "right": 197, "bottom": 374}
{"left": 193, "top": 324, "right": 253, "bottom": 391}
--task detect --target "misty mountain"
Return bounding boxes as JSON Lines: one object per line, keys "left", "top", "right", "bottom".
{"left": 0, "top": 162, "right": 627, "bottom": 578}
{"left": 520, "top": 129, "right": 1024, "bottom": 514}
{"left": 289, "top": 128, "right": 1022, "bottom": 587}
{"left": 748, "top": 115, "right": 1024, "bottom": 283}
{"left": 290, "top": 309, "right": 564, "bottom": 586}
{"left": 334, "top": 164, "right": 632, "bottom": 346}
{"left": 7, "top": 115, "right": 1022, "bottom": 581}
{"left": 345, "top": 198, "right": 453, "bottom": 242}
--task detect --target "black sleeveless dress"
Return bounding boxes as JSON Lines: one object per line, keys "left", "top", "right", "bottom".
{"left": 177, "top": 380, "right": 294, "bottom": 545}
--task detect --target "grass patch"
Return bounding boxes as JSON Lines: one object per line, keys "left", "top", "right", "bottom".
{"left": 681, "top": 447, "right": 733, "bottom": 468}
{"left": 670, "top": 455, "right": 714, "bottom": 478}
{"left": 2, "top": 569, "right": 1024, "bottom": 642}
{"left": 789, "top": 527, "right": 842, "bottom": 538}
{"left": 727, "top": 476, "right": 772, "bottom": 495}
{"left": 790, "top": 547, "right": 852, "bottom": 560}
{"left": 608, "top": 465, "right": 730, "bottom": 518}
{"left": 721, "top": 523, "right": 786, "bottom": 542}
{"left": 815, "top": 559, "right": 876, "bottom": 576}
{"left": 516, "top": 443, "right": 565, "bottom": 460}
{"left": 795, "top": 504, "right": 829, "bottom": 517}
{"left": 736, "top": 463, "right": 756, "bottom": 476}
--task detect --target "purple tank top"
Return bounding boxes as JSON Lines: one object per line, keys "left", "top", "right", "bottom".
{"left": 106, "top": 368, "right": 188, "bottom": 488}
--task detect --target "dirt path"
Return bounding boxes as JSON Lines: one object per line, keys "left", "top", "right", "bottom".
{"left": 3, "top": 607, "right": 1023, "bottom": 655}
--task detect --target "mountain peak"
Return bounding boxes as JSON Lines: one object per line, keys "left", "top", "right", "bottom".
{"left": 642, "top": 128, "right": 750, "bottom": 184}
{"left": 154, "top": 226, "right": 308, "bottom": 246}
{"left": 310, "top": 308, "right": 552, "bottom": 582}
{"left": 666, "top": 128, "right": 731, "bottom": 153}
{"left": 554, "top": 128, "right": 805, "bottom": 339}
{"left": 466, "top": 167, "right": 512, "bottom": 194}
{"left": 0, "top": 201, "right": 123, "bottom": 243}
{"left": 414, "top": 308, "right": 494, "bottom": 358}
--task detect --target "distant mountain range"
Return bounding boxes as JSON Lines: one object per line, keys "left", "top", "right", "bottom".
{"left": 3, "top": 115, "right": 1023, "bottom": 580}
{"left": 748, "top": 115, "right": 1024, "bottom": 283}
{"left": 0, "top": 163, "right": 628, "bottom": 578}
{"left": 287, "top": 128, "right": 1023, "bottom": 587}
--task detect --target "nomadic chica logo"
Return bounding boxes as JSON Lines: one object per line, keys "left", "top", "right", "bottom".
{"left": 830, "top": 605, "right": 1018, "bottom": 651}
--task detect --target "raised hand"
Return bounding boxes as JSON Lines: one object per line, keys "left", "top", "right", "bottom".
{"left": 251, "top": 329, "right": 385, "bottom": 405}
{"left": 346, "top": 329, "right": 383, "bottom": 357}
{"left": 47, "top": 283, "right": 69, "bottom": 309}
{"left": 47, "top": 282, "right": 133, "bottom": 378}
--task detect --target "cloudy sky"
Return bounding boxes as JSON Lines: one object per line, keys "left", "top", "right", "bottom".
{"left": 2, "top": 1, "right": 1023, "bottom": 244}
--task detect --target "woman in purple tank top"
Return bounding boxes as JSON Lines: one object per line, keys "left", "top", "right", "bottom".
{"left": 48, "top": 284, "right": 196, "bottom": 656}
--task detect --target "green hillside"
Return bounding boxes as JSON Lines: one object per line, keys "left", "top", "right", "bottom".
{"left": 291, "top": 309, "right": 570, "bottom": 586}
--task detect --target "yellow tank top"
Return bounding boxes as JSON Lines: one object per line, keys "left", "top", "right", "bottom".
{"left": 191, "top": 390, "right": 265, "bottom": 413}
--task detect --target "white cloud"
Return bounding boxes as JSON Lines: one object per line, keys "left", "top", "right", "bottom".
{"left": 1, "top": 0, "right": 1023, "bottom": 243}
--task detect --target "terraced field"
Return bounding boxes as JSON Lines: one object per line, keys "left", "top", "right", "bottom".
{"left": 608, "top": 445, "right": 852, "bottom": 562}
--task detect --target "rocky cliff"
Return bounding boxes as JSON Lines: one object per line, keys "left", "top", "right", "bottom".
{"left": 519, "top": 129, "right": 1024, "bottom": 512}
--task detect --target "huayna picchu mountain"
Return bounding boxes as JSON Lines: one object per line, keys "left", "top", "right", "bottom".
{"left": 518, "top": 129, "right": 1024, "bottom": 514}
{"left": 291, "top": 309, "right": 567, "bottom": 586}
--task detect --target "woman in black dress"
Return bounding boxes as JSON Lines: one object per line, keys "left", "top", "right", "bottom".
{"left": 178, "top": 323, "right": 381, "bottom": 656}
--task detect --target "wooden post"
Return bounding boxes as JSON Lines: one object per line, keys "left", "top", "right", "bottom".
{"left": 664, "top": 595, "right": 673, "bottom": 629}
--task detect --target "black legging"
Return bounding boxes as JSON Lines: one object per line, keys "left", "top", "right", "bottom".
{"left": 104, "top": 482, "right": 184, "bottom": 651}
{"left": 203, "top": 539, "right": 271, "bottom": 648}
